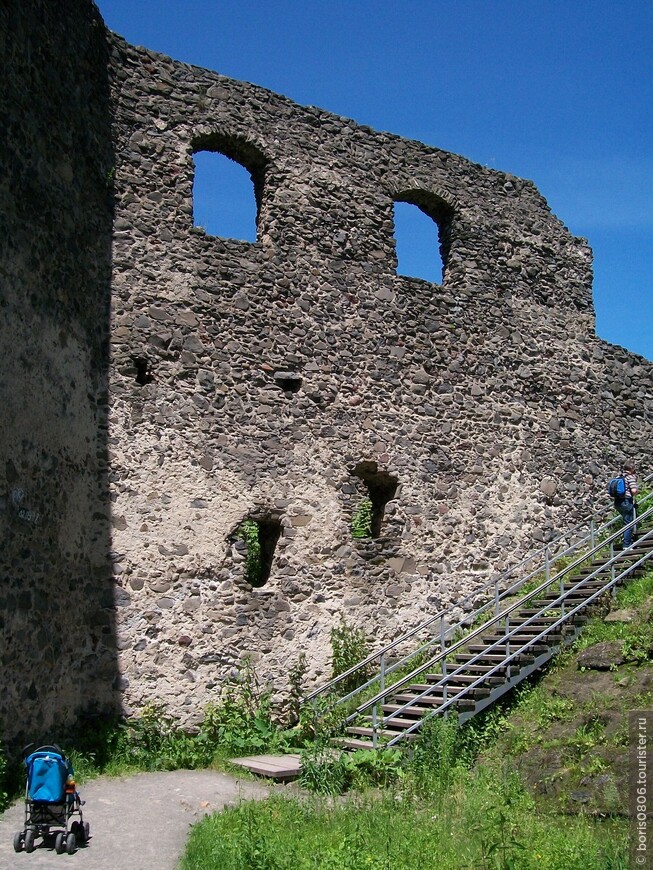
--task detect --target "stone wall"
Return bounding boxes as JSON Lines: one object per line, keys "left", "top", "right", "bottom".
{"left": 105, "top": 36, "right": 653, "bottom": 724}
{"left": 2, "top": 1, "right": 652, "bottom": 743}
{"left": 0, "top": 0, "right": 117, "bottom": 746}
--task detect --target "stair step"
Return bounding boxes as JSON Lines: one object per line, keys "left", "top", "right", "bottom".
{"left": 517, "top": 607, "right": 589, "bottom": 617}
{"left": 455, "top": 652, "right": 535, "bottom": 663}
{"left": 335, "top": 737, "right": 380, "bottom": 750}
{"left": 467, "top": 642, "right": 549, "bottom": 654}
{"left": 382, "top": 704, "right": 428, "bottom": 718}
{"left": 401, "top": 683, "right": 464, "bottom": 694}
{"left": 494, "top": 623, "right": 562, "bottom": 632}
{"left": 346, "top": 725, "right": 416, "bottom": 739}
{"left": 477, "top": 631, "right": 562, "bottom": 644}
{"left": 392, "top": 685, "right": 491, "bottom": 705}
{"left": 380, "top": 715, "right": 429, "bottom": 728}
{"left": 387, "top": 690, "right": 490, "bottom": 712}
{"left": 509, "top": 614, "right": 558, "bottom": 622}
{"left": 457, "top": 661, "right": 535, "bottom": 675}
{"left": 426, "top": 672, "right": 503, "bottom": 686}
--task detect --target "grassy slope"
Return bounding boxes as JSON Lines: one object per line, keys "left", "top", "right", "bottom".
{"left": 480, "top": 570, "right": 653, "bottom": 816}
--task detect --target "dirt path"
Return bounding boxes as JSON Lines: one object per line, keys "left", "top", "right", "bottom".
{"left": 0, "top": 769, "right": 271, "bottom": 870}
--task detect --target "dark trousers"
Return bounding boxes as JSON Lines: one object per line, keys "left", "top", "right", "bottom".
{"left": 616, "top": 498, "right": 636, "bottom": 546}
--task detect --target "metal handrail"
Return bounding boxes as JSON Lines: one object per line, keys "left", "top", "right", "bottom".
{"left": 382, "top": 526, "right": 653, "bottom": 746}
{"left": 348, "top": 503, "right": 652, "bottom": 727}
{"left": 305, "top": 475, "right": 652, "bottom": 725}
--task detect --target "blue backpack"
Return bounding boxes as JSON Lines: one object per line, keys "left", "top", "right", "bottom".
{"left": 607, "top": 476, "right": 627, "bottom": 500}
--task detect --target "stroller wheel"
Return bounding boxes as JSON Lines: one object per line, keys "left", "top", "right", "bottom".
{"left": 84, "top": 821, "right": 91, "bottom": 842}
{"left": 66, "top": 831, "right": 77, "bottom": 855}
{"left": 24, "top": 829, "right": 36, "bottom": 853}
{"left": 55, "top": 832, "right": 66, "bottom": 854}
{"left": 13, "top": 831, "right": 23, "bottom": 852}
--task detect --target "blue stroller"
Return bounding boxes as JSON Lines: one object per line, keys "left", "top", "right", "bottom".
{"left": 13, "top": 745, "right": 89, "bottom": 855}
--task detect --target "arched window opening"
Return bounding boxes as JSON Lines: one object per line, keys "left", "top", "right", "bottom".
{"left": 351, "top": 461, "right": 398, "bottom": 539}
{"left": 393, "top": 190, "right": 454, "bottom": 285}
{"left": 233, "top": 514, "right": 281, "bottom": 587}
{"left": 192, "top": 134, "right": 267, "bottom": 242}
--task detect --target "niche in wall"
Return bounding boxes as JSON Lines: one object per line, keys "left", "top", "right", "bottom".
{"left": 351, "top": 461, "right": 398, "bottom": 538}
{"left": 233, "top": 513, "right": 282, "bottom": 587}
{"left": 132, "top": 356, "right": 154, "bottom": 386}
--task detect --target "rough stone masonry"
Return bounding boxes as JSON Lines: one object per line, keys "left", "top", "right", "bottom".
{"left": 1, "top": 0, "right": 652, "bottom": 743}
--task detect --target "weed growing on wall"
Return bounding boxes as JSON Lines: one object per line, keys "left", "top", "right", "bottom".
{"left": 238, "top": 519, "right": 263, "bottom": 585}
{"left": 350, "top": 498, "right": 373, "bottom": 539}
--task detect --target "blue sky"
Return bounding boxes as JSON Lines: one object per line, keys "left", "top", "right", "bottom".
{"left": 96, "top": 0, "right": 653, "bottom": 361}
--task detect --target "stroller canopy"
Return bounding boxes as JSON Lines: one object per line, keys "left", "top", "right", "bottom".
{"left": 25, "top": 751, "right": 73, "bottom": 803}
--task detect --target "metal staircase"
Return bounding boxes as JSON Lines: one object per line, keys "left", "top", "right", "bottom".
{"left": 305, "top": 485, "right": 653, "bottom": 750}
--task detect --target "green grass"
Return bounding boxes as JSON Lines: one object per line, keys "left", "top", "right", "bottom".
{"left": 179, "top": 768, "right": 628, "bottom": 870}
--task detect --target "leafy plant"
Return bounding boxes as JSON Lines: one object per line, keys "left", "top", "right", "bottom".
{"left": 294, "top": 693, "right": 348, "bottom": 745}
{"left": 347, "top": 747, "right": 404, "bottom": 788}
{"left": 351, "top": 498, "right": 373, "bottom": 539}
{"left": 621, "top": 623, "right": 653, "bottom": 663}
{"left": 330, "top": 619, "right": 371, "bottom": 694}
{"left": 407, "top": 714, "right": 462, "bottom": 795}
{"left": 107, "top": 703, "right": 213, "bottom": 771}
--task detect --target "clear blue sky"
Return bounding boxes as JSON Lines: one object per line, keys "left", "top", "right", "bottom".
{"left": 96, "top": 0, "right": 653, "bottom": 361}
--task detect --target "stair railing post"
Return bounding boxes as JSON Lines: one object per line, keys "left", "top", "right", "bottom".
{"left": 380, "top": 652, "right": 386, "bottom": 697}
{"left": 440, "top": 615, "right": 448, "bottom": 715}
{"left": 590, "top": 519, "right": 596, "bottom": 550}
{"left": 545, "top": 546, "right": 550, "bottom": 585}
{"left": 372, "top": 704, "right": 378, "bottom": 750}
{"left": 505, "top": 614, "right": 511, "bottom": 680}
{"left": 494, "top": 578, "right": 500, "bottom": 617}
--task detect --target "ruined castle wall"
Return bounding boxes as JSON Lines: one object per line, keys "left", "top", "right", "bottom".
{"left": 2, "top": 0, "right": 651, "bottom": 742}
{"left": 0, "top": 0, "right": 117, "bottom": 745}
{"left": 106, "top": 38, "right": 653, "bottom": 723}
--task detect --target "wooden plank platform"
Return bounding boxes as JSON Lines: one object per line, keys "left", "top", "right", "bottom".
{"left": 229, "top": 753, "right": 302, "bottom": 781}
